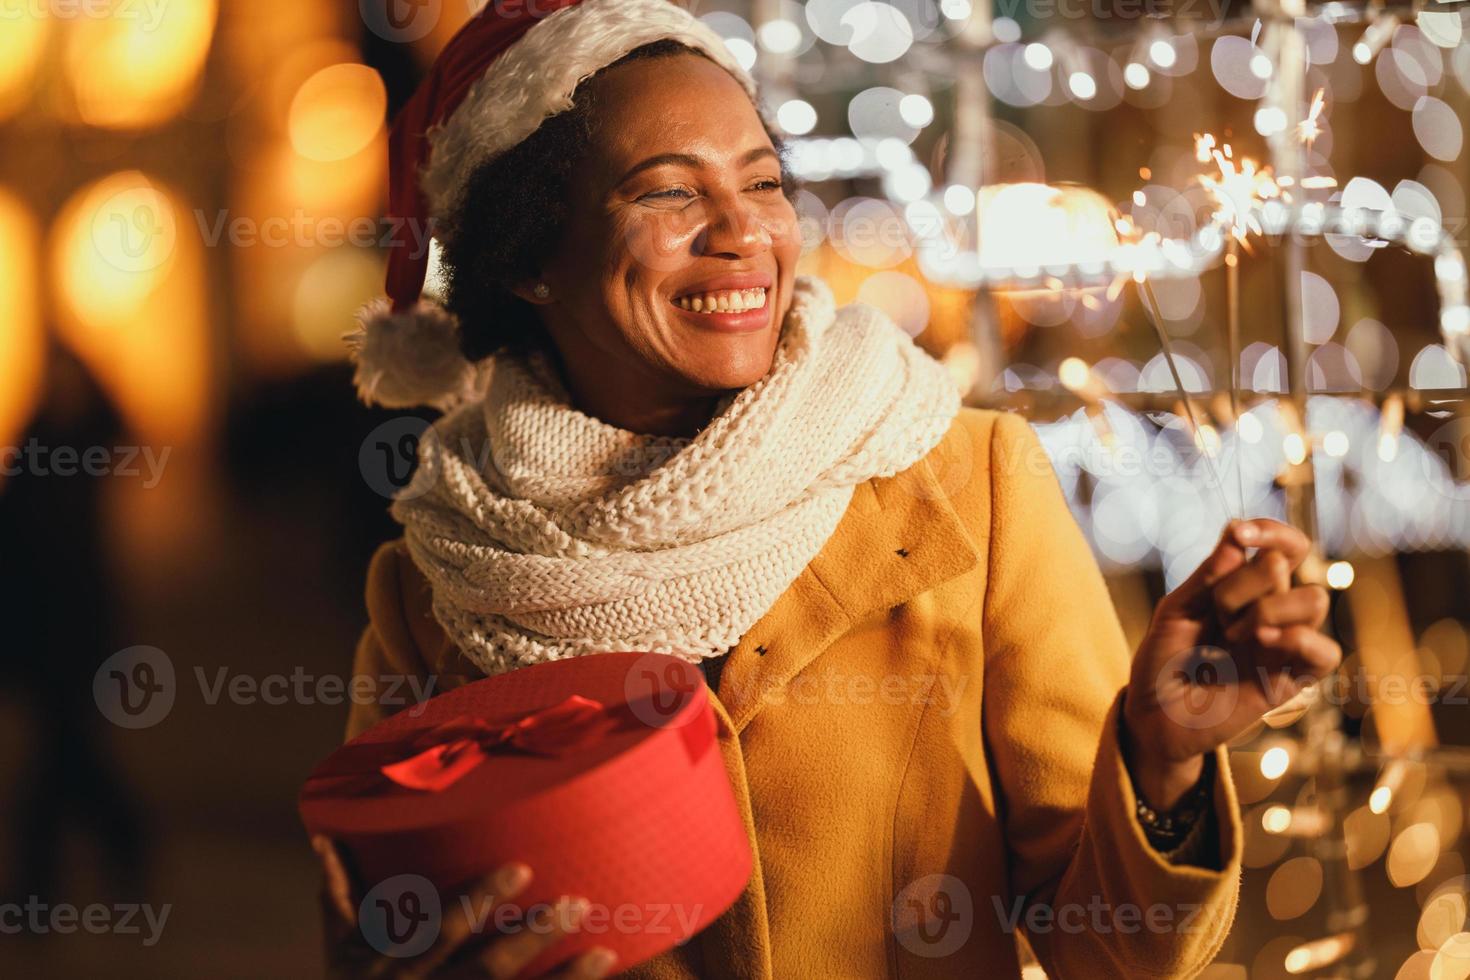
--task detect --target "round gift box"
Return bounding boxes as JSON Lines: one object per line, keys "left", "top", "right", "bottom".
{"left": 299, "top": 652, "right": 752, "bottom": 977}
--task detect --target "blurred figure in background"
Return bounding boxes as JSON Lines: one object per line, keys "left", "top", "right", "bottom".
{"left": 0, "top": 342, "right": 148, "bottom": 907}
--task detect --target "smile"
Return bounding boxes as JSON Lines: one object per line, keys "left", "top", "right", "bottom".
{"left": 672, "top": 287, "right": 768, "bottom": 314}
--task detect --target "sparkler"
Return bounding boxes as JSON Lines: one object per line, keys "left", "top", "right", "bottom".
{"left": 1298, "top": 88, "right": 1326, "bottom": 148}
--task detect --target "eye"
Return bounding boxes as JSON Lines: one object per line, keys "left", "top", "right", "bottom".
{"left": 641, "top": 187, "right": 695, "bottom": 201}
{"left": 751, "top": 179, "right": 784, "bottom": 192}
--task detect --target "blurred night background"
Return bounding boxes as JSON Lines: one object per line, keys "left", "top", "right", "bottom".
{"left": 0, "top": 0, "right": 1468, "bottom": 977}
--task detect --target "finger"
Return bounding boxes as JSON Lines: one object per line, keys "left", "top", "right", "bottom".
{"left": 1230, "top": 519, "right": 1311, "bottom": 571}
{"left": 313, "top": 835, "right": 357, "bottom": 926}
{"left": 481, "top": 897, "right": 589, "bottom": 980}
{"left": 1213, "top": 548, "right": 1293, "bottom": 617}
{"left": 1224, "top": 586, "right": 1331, "bottom": 644}
{"left": 550, "top": 947, "right": 618, "bottom": 979}
{"left": 1164, "top": 522, "right": 1251, "bottom": 610}
{"left": 393, "top": 864, "right": 532, "bottom": 980}
{"left": 1253, "top": 626, "right": 1343, "bottom": 693}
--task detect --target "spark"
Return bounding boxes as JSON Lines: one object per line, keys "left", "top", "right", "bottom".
{"left": 1196, "top": 138, "right": 1281, "bottom": 245}
{"left": 1299, "top": 88, "right": 1326, "bottom": 147}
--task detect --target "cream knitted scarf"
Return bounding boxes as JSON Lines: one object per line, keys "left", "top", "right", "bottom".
{"left": 390, "top": 275, "right": 961, "bottom": 678}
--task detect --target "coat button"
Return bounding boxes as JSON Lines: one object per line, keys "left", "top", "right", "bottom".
{"left": 755, "top": 644, "right": 768, "bottom": 656}
{"left": 895, "top": 547, "right": 910, "bottom": 558}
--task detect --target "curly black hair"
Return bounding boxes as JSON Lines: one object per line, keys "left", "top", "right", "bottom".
{"left": 440, "top": 39, "right": 801, "bottom": 362}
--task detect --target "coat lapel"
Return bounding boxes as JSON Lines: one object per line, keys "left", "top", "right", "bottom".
{"left": 714, "top": 452, "right": 985, "bottom": 735}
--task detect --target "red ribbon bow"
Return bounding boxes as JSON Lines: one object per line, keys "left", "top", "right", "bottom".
{"left": 380, "top": 694, "right": 614, "bottom": 792}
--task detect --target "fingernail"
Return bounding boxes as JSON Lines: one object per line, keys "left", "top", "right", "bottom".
{"left": 496, "top": 863, "right": 531, "bottom": 896}
{"left": 1258, "top": 625, "right": 1281, "bottom": 642}
{"left": 1236, "top": 523, "right": 1260, "bottom": 544}
{"left": 563, "top": 897, "right": 590, "bottom": 928}
{"left": 585, "top": 948, "right": 618, "bottom": 977}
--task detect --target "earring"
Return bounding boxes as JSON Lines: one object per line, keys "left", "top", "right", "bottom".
{"left": 533, "top": 283, "right": 551, "bottom": 299}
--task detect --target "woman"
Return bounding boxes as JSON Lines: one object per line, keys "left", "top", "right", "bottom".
{"left": 316, "top": 3, "right": 1341, "bottom": 977}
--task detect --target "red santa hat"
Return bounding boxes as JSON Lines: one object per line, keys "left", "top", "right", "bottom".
{"left": 347, "top": 0, "right": 761, "bottom": 409}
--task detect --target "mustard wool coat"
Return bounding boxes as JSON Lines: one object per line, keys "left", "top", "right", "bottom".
{"left": 344, "top": 407, "right": 1246, "bottom": 980}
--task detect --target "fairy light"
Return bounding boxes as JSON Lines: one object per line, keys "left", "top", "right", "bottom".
{"left": 1352, "top": 13, "right": 1399, "bottom": 65}
{"left": 1263, "top": 804, "right": 1331, "bottom": 837}
{"left": 1022, "top": 42, "right": 1053, "bottom": 71}
{"left": 1263, "top": 805, "right": 1292, "bottom": 834}
{"left": 1284, "top": 432, "right": 1308, "bottom": 466}
{"left": 1379, "top": 393, "right": 1404, "bottom": 462}
{"left": 1124, "top": 62, "right": 1150, "bottom": 89}
{"left": 1370, "top": 759, "right": 1407, "bottom": 814}
{"left": 1261, "top": 745, "right": 1292, "bottom": 779}
{"left": 1284, "top": 933, "right": 1356, "bottom": 974}
{"left": 1058, "top": 356, "right": 1093, "bottom": 393}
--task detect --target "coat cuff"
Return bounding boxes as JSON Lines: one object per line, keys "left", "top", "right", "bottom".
{"left": 1080, "top": 687, "right": 1244, "bottom": 976}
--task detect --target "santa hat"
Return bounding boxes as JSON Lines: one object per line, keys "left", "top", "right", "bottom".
{"left": 346, "top": 0, "right": 761, "bottom": 410}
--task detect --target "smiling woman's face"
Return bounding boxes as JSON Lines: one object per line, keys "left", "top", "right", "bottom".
{"left": 523, "top": 52, "right": 802, "bottom": 426}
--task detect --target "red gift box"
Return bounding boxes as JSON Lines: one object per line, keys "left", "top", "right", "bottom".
{"left": 300, "top": 652, "right": 752, "bottom": 977}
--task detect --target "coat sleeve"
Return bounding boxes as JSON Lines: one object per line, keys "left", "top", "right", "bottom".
{"left": 344, "top": 542, "right": 438, "bottom": 741}
{"left": 979, "top": 410, "right": 1243, "bottom": 980}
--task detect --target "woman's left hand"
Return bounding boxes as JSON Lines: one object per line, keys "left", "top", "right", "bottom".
{"left": 1121, "top": 518, "right": 1342, "bottom": 809}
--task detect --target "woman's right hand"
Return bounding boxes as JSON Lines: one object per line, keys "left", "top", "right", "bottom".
{"left": 313, "top": 835, "right": 619, "bottom": 980}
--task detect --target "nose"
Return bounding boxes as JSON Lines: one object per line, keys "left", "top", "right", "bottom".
{"left": 693, "top": 193, "right": 771, "bottom": 259}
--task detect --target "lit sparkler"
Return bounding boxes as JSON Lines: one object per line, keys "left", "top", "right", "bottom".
{"left": 1299, "top": 88, "right": 1326, "bottom": 148}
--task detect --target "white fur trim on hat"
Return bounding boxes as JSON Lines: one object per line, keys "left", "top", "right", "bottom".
{"left": 424, "top": 0, "right": 759, "bottom": 234}
{"left": 346, "top": 299, "right": 480, "bottom": 411}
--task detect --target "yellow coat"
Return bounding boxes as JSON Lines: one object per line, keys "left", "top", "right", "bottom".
{"left": 345, "top": 407, "right": 1244, "bottom": 979}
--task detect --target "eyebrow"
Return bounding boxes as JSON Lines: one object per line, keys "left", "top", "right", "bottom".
{"left": 616, "top": 146, "right": 780, "bottom": 187}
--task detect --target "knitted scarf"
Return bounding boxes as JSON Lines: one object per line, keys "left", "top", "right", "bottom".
{"left": 390, "top": 275, "right": 961, "bottom": 678}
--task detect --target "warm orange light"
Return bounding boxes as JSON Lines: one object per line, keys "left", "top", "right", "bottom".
{"left": 291, "top": 250, "right": 385, "bottom": 362}
{"left": 65, "top": 0, "right": 218, "bottom": 129}
{"left": 288, "top": 63, "right": 387, "bottom": 163}
{"left": 0, "top": 9, "right": 50, "bottom": 121}
{"left": 0, "top": 189, "right": 45, "bottom": 452}
{"left": 55, "top": 173, "right": 179, "bottom": 327}
{"left": 50, "top": 173, "right": 210, "bottom": 444}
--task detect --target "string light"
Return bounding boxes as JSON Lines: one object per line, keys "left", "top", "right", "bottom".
{"left": 1352, "top": 13, "right": 1400, "bottom": 65}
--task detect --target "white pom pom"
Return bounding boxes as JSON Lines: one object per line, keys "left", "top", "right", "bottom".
{"left": 345, "top": 299, "right": 479, "bottom": 411}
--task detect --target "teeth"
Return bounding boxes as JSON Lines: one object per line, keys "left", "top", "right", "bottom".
{"left": 675, "top": 287, "right": 767, "bottom": 314}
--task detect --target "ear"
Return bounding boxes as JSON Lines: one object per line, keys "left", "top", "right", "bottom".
{"left": 510, "top": 279, "right": 554, "bottom": 305}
